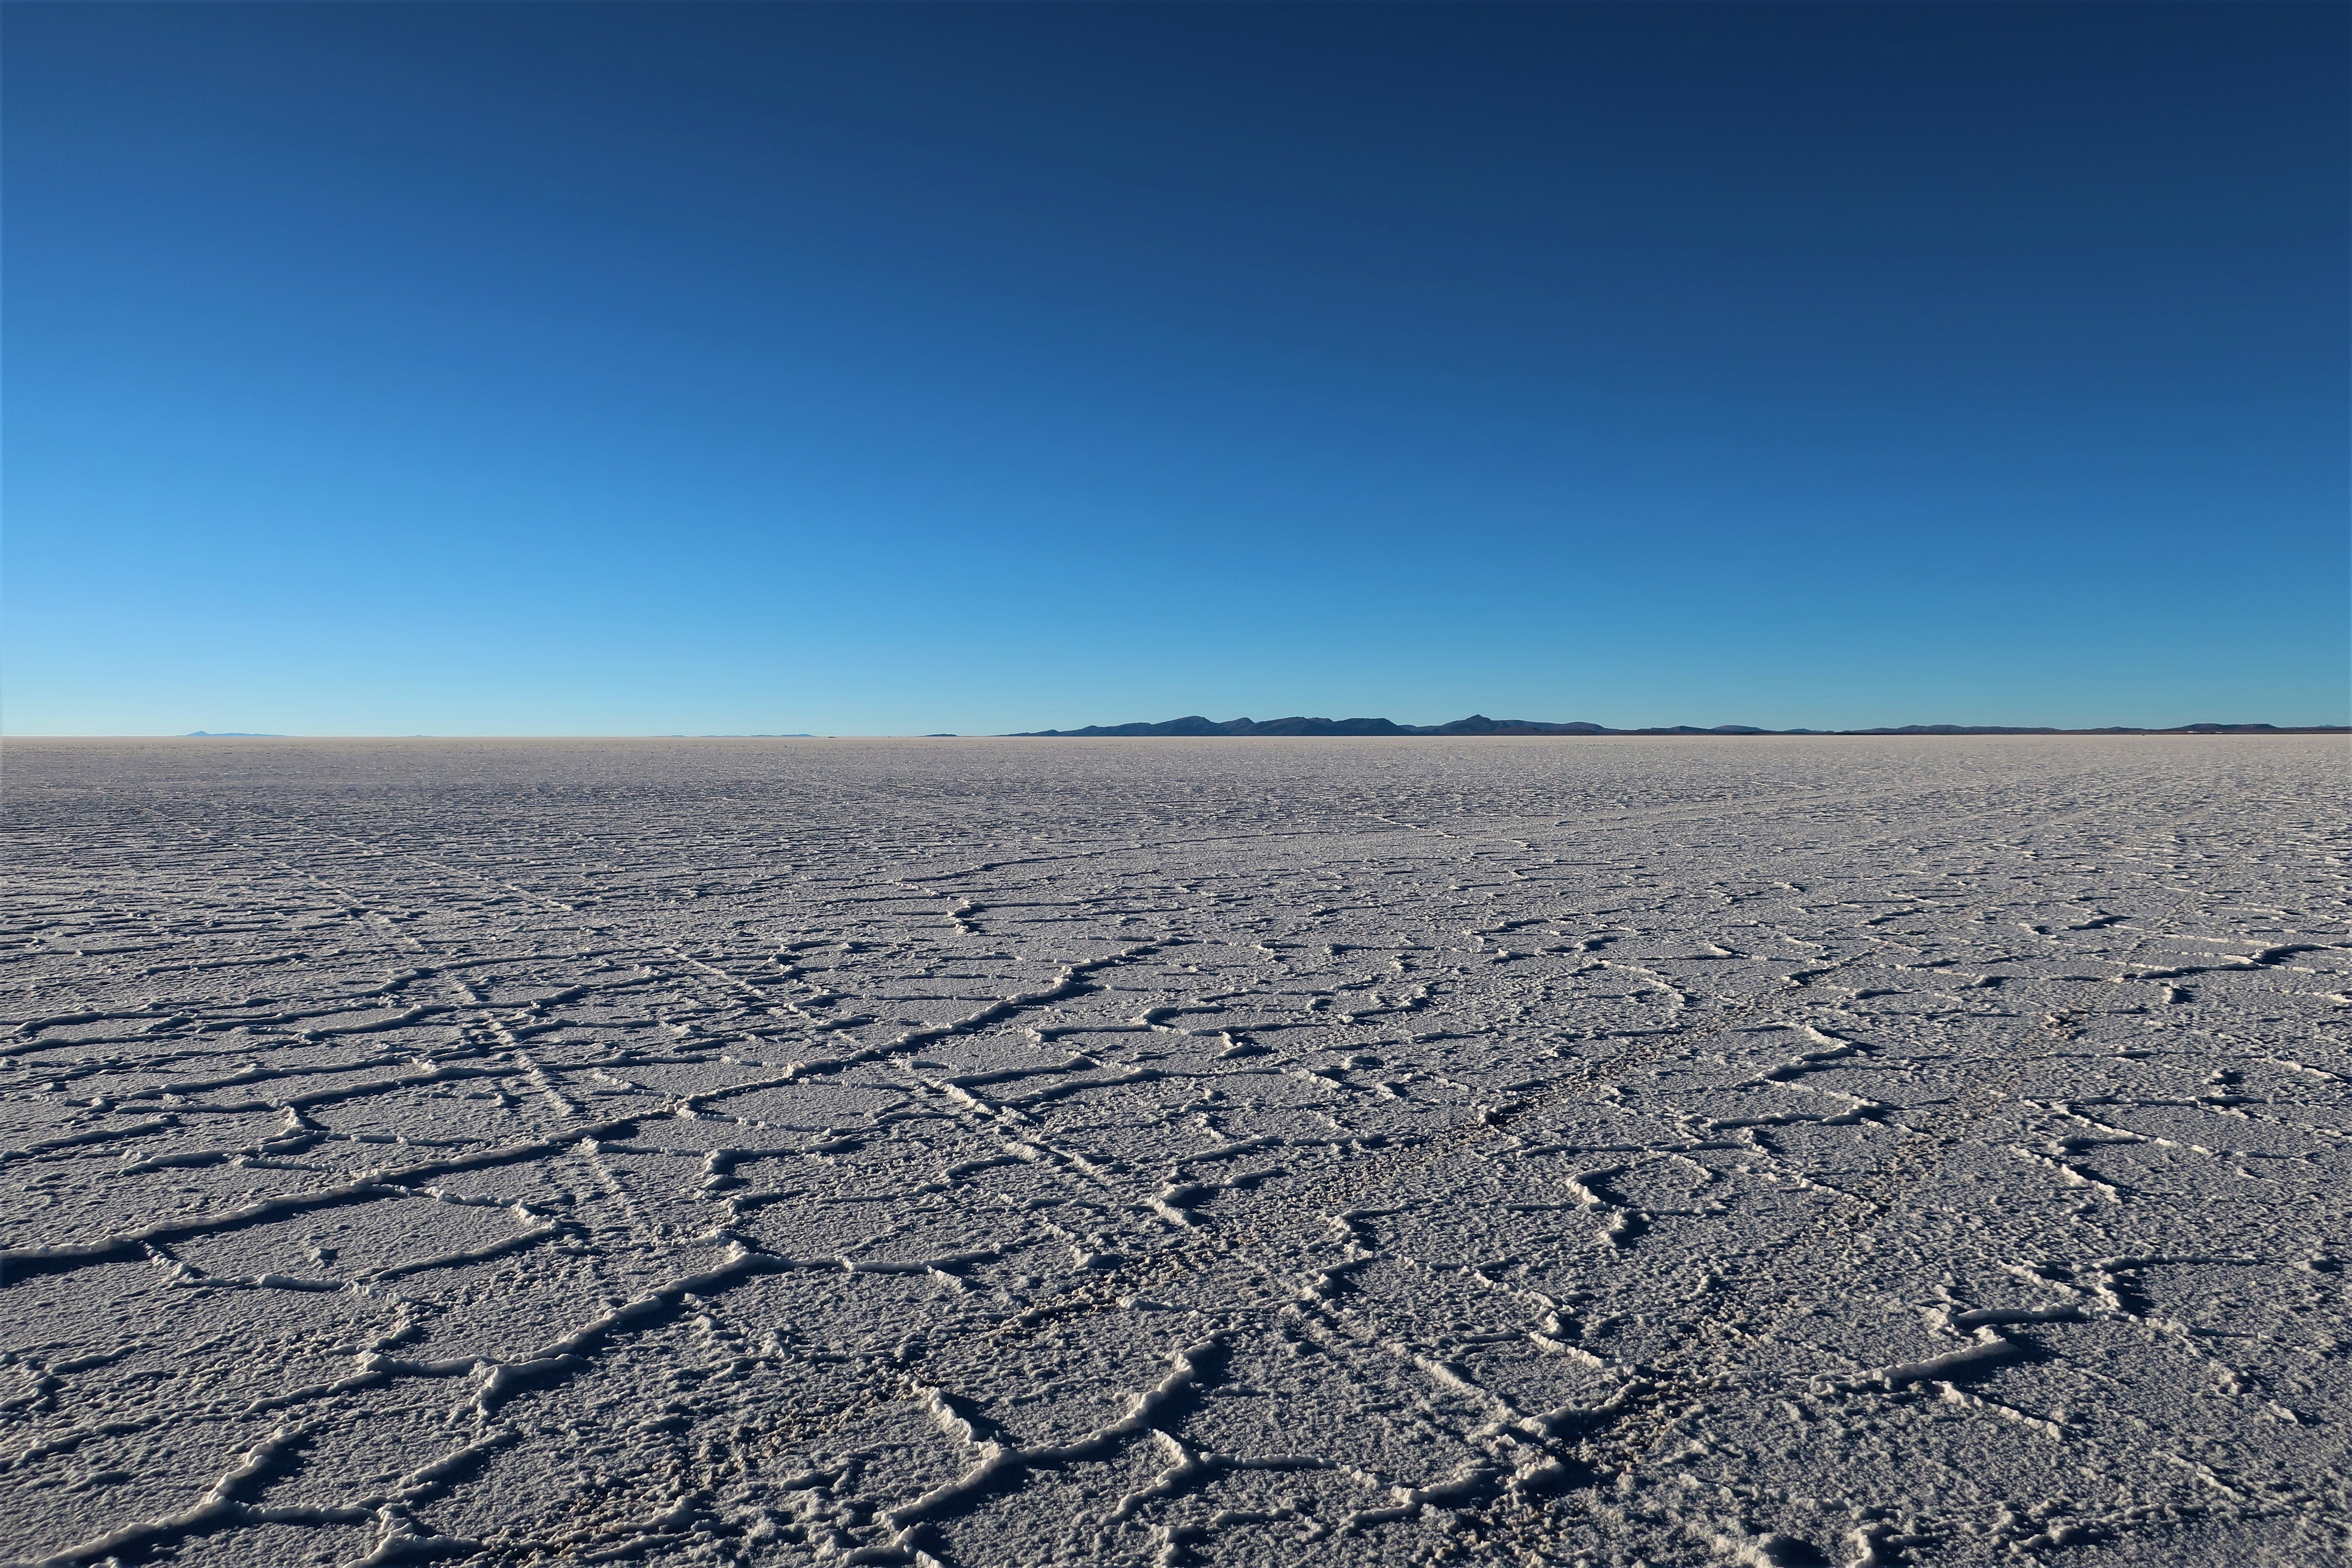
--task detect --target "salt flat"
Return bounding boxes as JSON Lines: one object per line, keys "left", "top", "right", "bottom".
{"left": 1, "top": 736, "right": 2345, "bottom": 1568}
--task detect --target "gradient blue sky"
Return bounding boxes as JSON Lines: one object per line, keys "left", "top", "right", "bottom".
{"left": 6, "top": 2, "right": 2345, "bottom": 735}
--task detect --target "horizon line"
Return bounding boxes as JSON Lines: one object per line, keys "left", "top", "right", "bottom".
{"left": 7, "top": 722, "right": 2349, "bottom": 741}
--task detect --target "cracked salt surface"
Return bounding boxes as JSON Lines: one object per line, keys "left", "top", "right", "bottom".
{"left": 0, "top": 736, "right": 2345, "bottom": 1568}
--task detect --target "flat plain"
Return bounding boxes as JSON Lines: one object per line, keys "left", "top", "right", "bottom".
{"left": 1, "top": 736, "right": 2346, "bottom": 1568}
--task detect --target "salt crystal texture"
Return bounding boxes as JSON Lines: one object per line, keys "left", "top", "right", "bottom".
{"left": 0, "top": 736, "right": 2344, "bottom": 1567}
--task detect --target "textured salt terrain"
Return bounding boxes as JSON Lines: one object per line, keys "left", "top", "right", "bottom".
{"left": 1, "top": 736, "right": 2346, "bottom": 1568}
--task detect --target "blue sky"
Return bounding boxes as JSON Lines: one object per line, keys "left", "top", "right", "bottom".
{"left": 6, "top": 3, "right": 2345, "bottom": 735}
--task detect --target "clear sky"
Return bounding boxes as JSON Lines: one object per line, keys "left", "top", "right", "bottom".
{"left": 5, "top": 2, "right": 2345, "bottom": 736}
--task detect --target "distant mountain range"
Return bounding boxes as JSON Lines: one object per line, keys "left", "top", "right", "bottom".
{"left": 1011, "top": 714, "right": 2348, "bottom": 737}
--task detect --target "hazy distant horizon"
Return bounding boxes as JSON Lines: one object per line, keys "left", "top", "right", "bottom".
{"left": 12, "top": 714, "right": 2349, "bottom": 741}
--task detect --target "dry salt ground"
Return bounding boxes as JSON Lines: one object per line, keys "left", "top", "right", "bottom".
{"left": 0, "top": 736, "right": 2346, "bottom": 1568}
